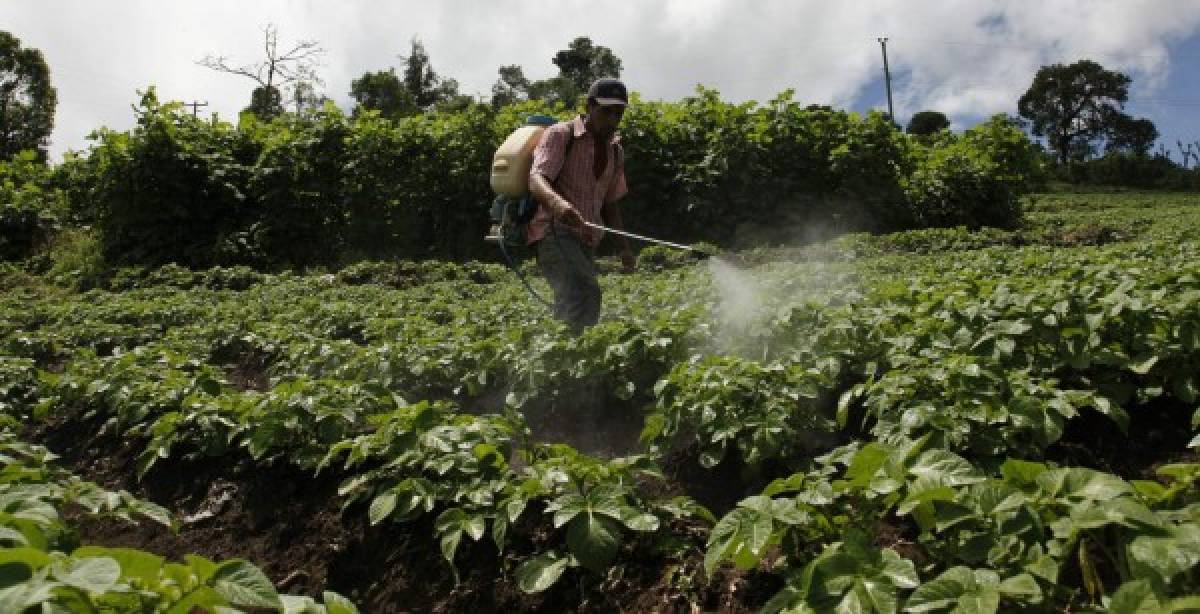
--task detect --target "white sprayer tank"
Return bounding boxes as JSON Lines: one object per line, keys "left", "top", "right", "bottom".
{"left": 490, "top": 115, "right": 558, "bottom": 197}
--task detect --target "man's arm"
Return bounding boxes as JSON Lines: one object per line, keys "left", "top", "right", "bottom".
{"left": 530, "top": 172, "right": 583, "bottom": 229}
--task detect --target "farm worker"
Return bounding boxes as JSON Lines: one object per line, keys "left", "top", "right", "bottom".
{"left": 527, "top": 78, "right": 636, "bottom": 333}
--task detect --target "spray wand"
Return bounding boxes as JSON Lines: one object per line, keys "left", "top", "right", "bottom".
{"left": 582, "top": 221, "right": 710, "bottom": 259}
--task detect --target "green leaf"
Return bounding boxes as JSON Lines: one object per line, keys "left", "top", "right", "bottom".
{"left": 997, "top": 573, "right": 1041, "bottom": 601}
{"left": 845, "top": 443, "right": 891, "bottom": 489}
{"left": 73, "top": 547, "right": 163, "bottom": 584}
{"left": 165, "top": 586, "right": 226, "bottom": 614}
{"left": 1159, "top": 463, "right": 1200, "bottom": 481}
{"left": 1129, "top": 355, "right": 1158, "bottom": 375}
{"left": 1024, "top": 554, "right": 1058, "bottom": 584}
{"left": 908, "top": 450, "right": 985, "bottom": 486}
{"left": 1070, "top": 498, "right": 1163, "bottom": 532}
{"left": 835, "top": 582, "right": 873, "bottom": 614}
{"left": 1169, "top": 595, "right": 1200, "bottom": 612}
{"left": 1128, "top": 523, "right": 1200, "bottom": 583}
{"left": 322, "top": 590, "right": 360, "bottom": 614}
{"left": 184, "top": 554, "right": 217, "bottom": 582}
{"left": 566, "top": 513, "right": 621, "bottom": 572}
{"left": 465, "top": 513, "right": 486, "bottom": 541}
{"left": 1000, "top": 459, "right": 1046, "bottom": 487}
{"left": 1107, "top": 579, "right": 1164, "bottom": 614}
{"left": 50, "top": 557, "right": 121, "bottom": 593}
{"left": 640, "top": 412, "right": 666, "bottom": 444}
{"left": 898, "top": 479, "right": 957, "bottom": 517}
{"left": 1036, "top": 468, "right": 1131, "bottom": 502}
{"left": 515, "top": 552, "right": 570, "bottom": 594}
{"left": 0, "top": 548, "right": 51, "bottom": 571}
{"left": 619, "top": 509, "right": 660, "bottom": 532}
{"left": 1131, "top": 479, "right": 1168, "bottom": 502}
{"left": 881, "top": 549, "right": 919, "bottom": 589}
{"left": 210, "top": 560, "right": 282, "bottom": 609}
{"left": 991, "top": 320, "right": 1032, "bottom": 336}
{"left": 904, "top": 567, "right": 999, "bottom": 613}
{"left": 280, "top": 595, "right": 323, "bottom": 614}
{"left": 551, "top": 494, "right": 586, "bottom": 528}
{"left": 368, "top": 491, "right": 397, "bottom": 525}
{"left": 440, "top": 529, "right": 462, "bottom": 566}
{"left": 704, "top": 510, "right": 740, "bottom": 577}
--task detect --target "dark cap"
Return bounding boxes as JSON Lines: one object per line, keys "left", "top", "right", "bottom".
{"left": 587, "top": 78, "right": 628, "bottom": 106}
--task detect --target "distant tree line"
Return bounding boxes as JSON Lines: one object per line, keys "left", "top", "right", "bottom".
{"left": 2, "top": 26, "right": 1200, "bottom": 269}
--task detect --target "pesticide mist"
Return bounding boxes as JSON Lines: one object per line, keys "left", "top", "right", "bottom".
{"left": 702, "top": 251, "right": 850, "bottom": 358}
{"left": 707, "top": 256, "right": 764, "bottom": 327}
{"left": 705, "top": 256, "right": 773, "bottom": 356}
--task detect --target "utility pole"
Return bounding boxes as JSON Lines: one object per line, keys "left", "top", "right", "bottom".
{"left": 185, "top": 100, "right": 209, "bottom": 117}
{"left": 877, "top": 38, "right": 894, "bottom": 124}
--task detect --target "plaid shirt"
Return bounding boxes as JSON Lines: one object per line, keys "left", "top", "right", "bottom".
{"left": 527, "top": 116, "right": 628, "bottom": 247}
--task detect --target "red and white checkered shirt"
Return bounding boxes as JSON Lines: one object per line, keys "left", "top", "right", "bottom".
{"left": 527, "top": 115, "right": 628, "bottom": 248}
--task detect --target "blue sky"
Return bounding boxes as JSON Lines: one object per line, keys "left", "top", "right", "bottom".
{"left": 1124, "top": 32, "right": 1200, "bottom": 159}
{"left": 852, "top": 31, "right": 1200, "bottom": 159}
{"left": 5, "top": 1, "right": 1200, "bottom": 161}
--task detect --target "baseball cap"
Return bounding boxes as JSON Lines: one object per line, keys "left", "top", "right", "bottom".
{"left": 587, "top": 78, "right": 628, "bottom": 106}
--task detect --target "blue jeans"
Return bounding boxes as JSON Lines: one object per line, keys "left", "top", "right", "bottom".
{"left": 536, "top": 229, "right": 601, "bottom": 332}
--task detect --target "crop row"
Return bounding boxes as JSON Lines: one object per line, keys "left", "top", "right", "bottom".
{"left": 3, "top": 235, "right": 1200, "bottom": 607}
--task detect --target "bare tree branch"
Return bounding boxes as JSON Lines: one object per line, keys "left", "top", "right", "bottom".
{"left": 196, "top": 22, "right": 325, "bottom": 91}
{"left": 196, "top": 55, "right": 267, "bottom": 86}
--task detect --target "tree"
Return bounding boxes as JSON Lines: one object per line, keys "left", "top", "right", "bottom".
{"left": 399, "top": 38, "right": 467, "bottom": 111}
{"left": 0, "top": 31, "right": 56, "bottom": 161}
{"left": 1018, "top": 59, "right": 1130, "bottom": 165}
{"left": 291, "top": 80, "right": 328, "bottom": 115}
{"left": 511, "top": 37, "right": 623, "bottom": 108}
{"left": 246, "top": 85, "right": 283, "bottom": 120}
{"left": 350, "top": 69, "right": 415, "bottom": 118}
{"left": 198, "top": 24, "right": 325, "bottom": 118}
{"left": 1104, "top": 113, "right": 1157, "bottom": 156}
{"left": 552, "top": 37, "right": 621, "bottom": 99}
{"left": 906, "top": 110, "right": 950, "bottom": 136}
{"left": 490, "top": 65, "right": 530, "bottom": 108}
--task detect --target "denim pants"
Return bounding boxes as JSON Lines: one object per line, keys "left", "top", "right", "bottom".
{"left": 536, "top": 229, "right": 601, "bottom": 332}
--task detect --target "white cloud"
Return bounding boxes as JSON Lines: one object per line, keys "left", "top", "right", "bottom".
{"left": 3, "top": 0, "right": 1199, "bottom": 159}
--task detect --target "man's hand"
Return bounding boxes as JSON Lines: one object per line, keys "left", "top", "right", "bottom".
{"left": 620, "top": 247, "right": 636, "bottom": 273}
{"left": 554, "top": 201, "right": 585, "bottom": 230}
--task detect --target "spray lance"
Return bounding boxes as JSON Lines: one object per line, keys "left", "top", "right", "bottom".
{"left": 581, "top": 221, "right": 710, "bottom": 260}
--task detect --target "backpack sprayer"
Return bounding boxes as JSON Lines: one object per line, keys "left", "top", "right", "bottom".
{"left": 485, "top": 115, "right": 709, "bottom": 304}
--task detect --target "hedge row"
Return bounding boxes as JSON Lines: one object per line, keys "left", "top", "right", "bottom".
{"left": 0, "top": 151, "right": 62, "bottom": 261}
{"left": 26, "top": 87, "right": 1042, "bottom": 268}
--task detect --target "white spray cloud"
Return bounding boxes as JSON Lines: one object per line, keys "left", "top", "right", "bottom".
{"left": 2, "top": 1, "right": 1199, "bottom": 159}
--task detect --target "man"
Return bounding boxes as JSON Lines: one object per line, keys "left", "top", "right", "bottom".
{"left": 527, "top": 78, "right": 636, "bottom": 332}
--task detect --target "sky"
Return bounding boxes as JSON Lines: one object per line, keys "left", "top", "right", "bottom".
{"left": 6, "top": 0, "right": 1200, "bottom": 162}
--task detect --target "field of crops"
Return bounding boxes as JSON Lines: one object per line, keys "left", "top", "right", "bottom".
{"left": 2, "top": 191, "right": 1199, "bottom": 612}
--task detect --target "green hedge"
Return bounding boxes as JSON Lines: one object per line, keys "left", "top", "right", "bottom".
{"left": 1059, "top": 152, "right": 1200, "bottom": 190}
{"left": 0, "top": 151, "right": 63, "bottom": 262}
{"left": 56, "top": 87, "right": 1041, "bottom": 268}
